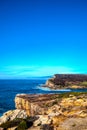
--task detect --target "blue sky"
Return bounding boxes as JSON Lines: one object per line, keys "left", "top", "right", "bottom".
{"left": 0, "top": 0, "right": 87, "bottom": 78}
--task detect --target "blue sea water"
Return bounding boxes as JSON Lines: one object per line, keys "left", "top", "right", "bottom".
{"left": 0, "top": 79, "right": 87, "bottom": 116}
{"left": 0, "top": 79, "right": 46, "bottom": 116}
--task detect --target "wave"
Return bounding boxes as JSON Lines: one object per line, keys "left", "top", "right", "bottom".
{"left": 37, "top": 85, "right": 71, "bottom": 92}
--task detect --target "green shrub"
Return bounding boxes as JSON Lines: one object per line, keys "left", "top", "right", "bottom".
{"left": 80, "top": 81, "right": 87, "bottom": 86}
{"left": 17, "top": 120, "right": 28, "bottom": 130}
{"left": 0, "top": 120, "right": 21, "bottom": 129}
{"left": 0, "top": 117, "right": 36, "bottom": 130}
{"left": 58, "top": 92, "right": 87, "bottom": 98}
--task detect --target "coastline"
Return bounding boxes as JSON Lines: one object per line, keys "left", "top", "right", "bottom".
{"left": 44, "top": 74, "right": 87, "bottom": 89}
{"left": 0, "top": 75, "right": 87, "bottom": 129}
{"left": 0, "top": 92, "right": 87, "bottom": 130}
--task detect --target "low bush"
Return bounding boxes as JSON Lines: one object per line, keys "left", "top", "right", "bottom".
{"left": 16, "top": 120, "right": 28, "bottom": 130}
{"left": 80, "top": 81, "right": 87, "bottom": 86}
{"left": 0, "top": 120, "right": 21, "bottom": 129}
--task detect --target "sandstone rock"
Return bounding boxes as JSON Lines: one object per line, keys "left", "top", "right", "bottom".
{"left": 52, "top": 115, "right": 66, "bottom": 127}
{"left": 0, "top": 115, "right": 10, "bottom": 125}
{"left": 28, "top": 126, "right": 40, "bottom": 130}
{"left": 47, "top": 105, "right": 61, "bottom": 115}
{"left": 39, "top": 115, "right": 51, "bottom": 125}
{"left": 1, "top": 92, "right": 87, "bottom": 129}
{"left": 45, "top": 79, "right": 55, "bottom": 89}
{"left": 40, "top": 124, "right": 54, "bottom": 130}
{"left": 0, "top": 109, "right": 27, "bottom": 125}
{"left": 34, "top": 115, "right": 52, "bottom": 126}
{"left": 48, "top": 112, "right": 61, "bottom": 117}
{"left": 0, "top": 127, "right": 4, "bottom": 130}
{"left": 33, "top": 116, "right": 42, "bottom": 126}
{"left": 15, "top": 94, "right": 60, "bottom": 116}
{"left": 14, "top": 93, "right": 87, "bottom": 119}
{"left": 33, "top": 119, "right": 41, "bottom": 126}
{"left": 7, "top": 126, "right": 17, "bottom": 130}
{"left": 58, "top": 117, "right": 87, "bottom": 130}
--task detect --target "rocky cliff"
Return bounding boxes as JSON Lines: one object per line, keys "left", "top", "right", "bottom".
{"left": 0, "top": 92, "right": 87, "bottom": 130}
{"left": 15, "top": 94, "right": 60, "bottom": 116}
{"left": 15, "top": 93, "right": 87, "bottom": 118}
{"left": 45, "top": 74, "right": 87, "bottom": 89}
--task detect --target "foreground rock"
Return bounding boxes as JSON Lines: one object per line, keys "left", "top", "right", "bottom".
{"left": 58, "top": 117, "right": 87, "bottom": 130}
{"left": 45, "top": 74, "right": 87, "bottom": 89}
{"left": 15, "top": 94, "right": 60, "bottom": 116}
{"left": 0, "top": 109, "right": 27, "bottom": 125}
{"left": 15, "top": 93, "right": 87, "bottom": 117}
{"left": 0, "top": 92, "right": 87, "bottom": 130}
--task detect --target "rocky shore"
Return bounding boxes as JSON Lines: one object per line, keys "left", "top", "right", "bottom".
{"left": 45, "top": 74, "right": 87, "bottom": 89}
{"left": 0, "top": 92, "right": 87, "bottom": 130}
{"left": 1, "top": 75, "right": 87, "bottom": 129}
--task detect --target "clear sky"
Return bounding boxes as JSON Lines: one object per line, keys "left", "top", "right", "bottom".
{"left": 0, "top": 0, "right": 87, "bottom": 78}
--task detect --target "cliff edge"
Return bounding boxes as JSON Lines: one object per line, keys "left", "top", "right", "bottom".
{"left": 45, "top": 74, "right": 87, "bottom": 89}
{"left": 0, "top": 92, "right": 87, "bottom": 130}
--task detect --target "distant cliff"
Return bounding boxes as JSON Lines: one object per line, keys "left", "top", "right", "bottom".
{"left": 45, "top": 74, "right": 87, "bottom": 89}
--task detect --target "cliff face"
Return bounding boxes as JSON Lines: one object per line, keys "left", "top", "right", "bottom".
{"left": 45, "top": 74, "right": 87, "bottom": 89}
{"left": 15, "top": 93, "right": 87, "bottom": 130}
{"left": 15, "top": 94, "right": 31, "bottom": 116}
{"left": 0, "top": 92, "right": 87, "bottom": 130}
{"left": 15, "top": 93, "right": 87, "bottom": 118}
{"left": 15, "top": 94, "right": 60, "bottom": 116}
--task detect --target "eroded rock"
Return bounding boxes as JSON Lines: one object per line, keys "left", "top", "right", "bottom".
{"left": 0, "top": 92, "right": 87, "bottom": 129}
{"left": 15, "top": 94, "right": 60, "bottom": 116}
{"left": 0, "top": 109, "right": 27, "bottom": 125}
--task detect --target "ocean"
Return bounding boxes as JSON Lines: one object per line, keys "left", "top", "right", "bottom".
{"left": 0, "top": 79, "right": 46, "bottom": 116}
{"left": 0, "top": 79, "right": 87, "bottom": 116}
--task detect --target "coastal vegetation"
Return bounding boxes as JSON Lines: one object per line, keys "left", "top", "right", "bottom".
{"left": 0, "top": 117, "right": 37, "bottom": 130}
{"left": 80, "top": 81, "right": 87, "bottom": 86}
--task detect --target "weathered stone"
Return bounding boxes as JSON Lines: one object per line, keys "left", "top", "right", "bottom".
{"left": 28, "top": 126, "right": 40, "bottom": 130}
{"left": 14, "top": 93, "right": 87, "bottom": 119}
{"left": 15, "top": 94, "right": 60, "bottom": 116}
{"left": 0, "top": 109, "right": 27, "bottom": 125}
{"left": 40, "top": 124, "right": 54, "bottom": 130}
{"left": 0, "top": 127, "right": 4, "bottom": 130}
{"left": 33, "top": 115, "right": 52, "bottom": 127}
{"left": 58, "top": 117, "right": 87, "bottom": 130}
{"left": 0, "top": 115, "right": 10, "bottom": 125}
{"left": 1, "top": 92, "right": 87, "bottom": 129}
{"left": 7, "top": 126, "right": 17, "bottom": 130}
